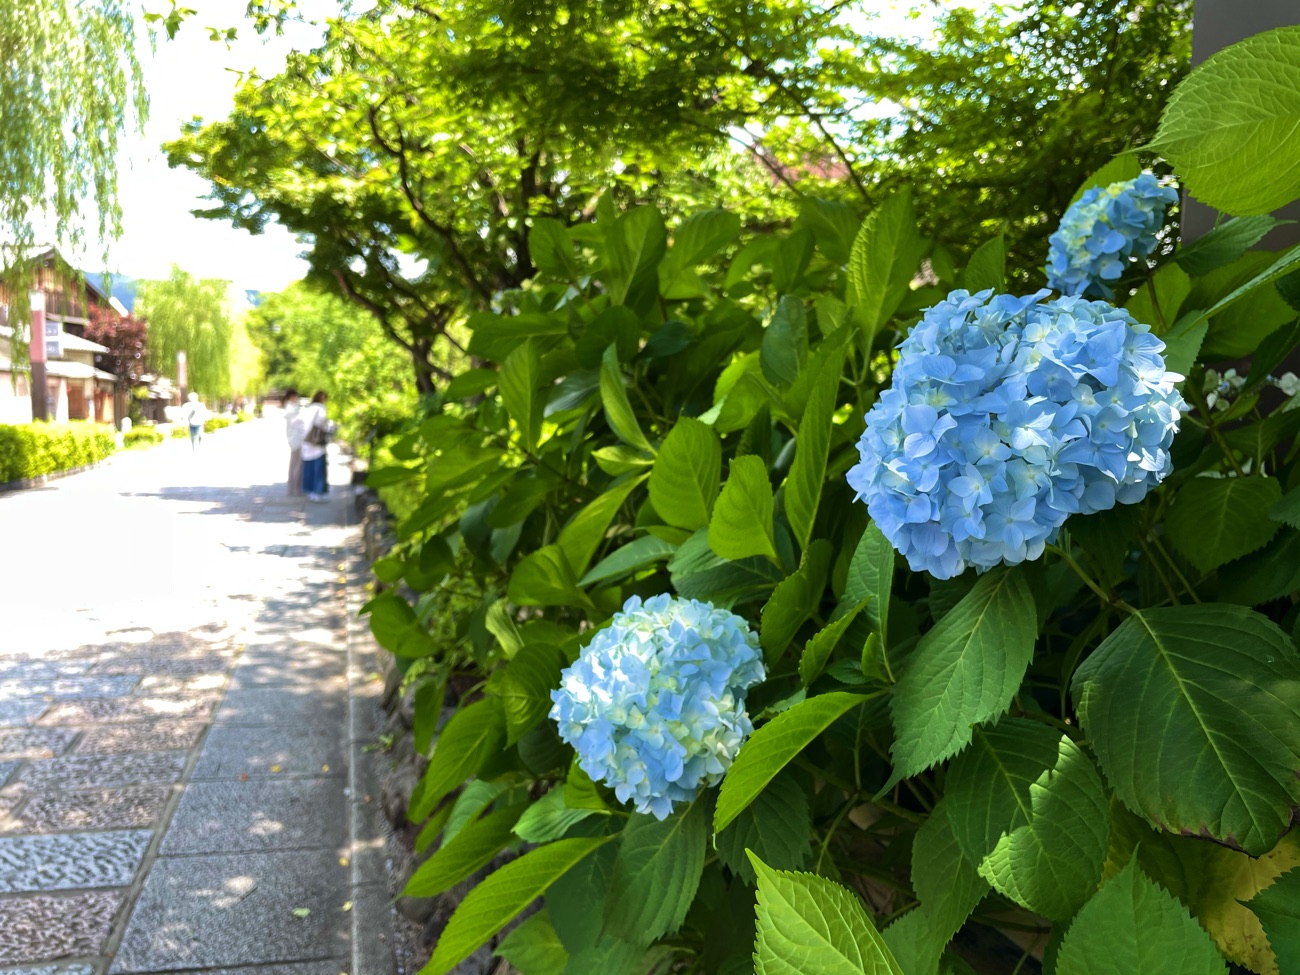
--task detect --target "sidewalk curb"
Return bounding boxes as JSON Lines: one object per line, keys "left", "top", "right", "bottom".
{"left": 345, "top": 503, "right": 400, "bottom": 975}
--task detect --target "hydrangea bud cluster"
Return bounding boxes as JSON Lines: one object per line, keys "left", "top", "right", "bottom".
{"left": 1046, "top": 173, "right": 1178, "bottom": 298}
{"left": 550, "top": 594, "right": 764, "bottom": 820}
{"left": 847, "top": 289, "right": 1183, "bottom": 579}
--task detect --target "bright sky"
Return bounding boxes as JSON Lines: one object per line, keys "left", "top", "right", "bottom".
{"left": 73, "top": 0, "right": 973, "bottom": 296}
{"left": 83, "top": 1, "right": 335, "bottom": 293}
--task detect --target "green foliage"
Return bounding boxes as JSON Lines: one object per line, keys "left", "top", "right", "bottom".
{"left": 750, "top": 854, "right": 905, "bottom": 975}
{"left": 1054, "top": 861, "right": 1227, "bottom": 975}
{"left": 1149, "top": 27, "right": 1300, "bottom": 215}
{"left": 0, "top": 0, "right": 144, "bottom": 296}
{"left": 327, "top": 17, "right": 1300, "bottom": 975}
{"left": 122, "top": 426, "right": 163, "bottom": 448}
{"left": 134, "top": 266, "right": 236, "bottom": 398}
{"left": 0, "top": 423, "right": 115, "bottom": 483}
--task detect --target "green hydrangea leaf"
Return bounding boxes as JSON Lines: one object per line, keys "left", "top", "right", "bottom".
{"left": 847, "top": 187, "right": 926, "bottom": 348}
{"left": 649, "top": 417, "right": 721, "bottom": 531}
{"left": 946, "top": 719, "right": 1109, "bottom": 920}
{"left": 494, "top": 909, "right": 569, "bottom": 975}
{"left": 1055, "top": 861, "right": 1227, "bottom": 975}
{"left": 404, "top": 805, "right": 524, "bottom": 898}
{"left": 715, "top": 691, "right": 862, "bottom": 833}
{"left": 1147, "top": 26, "right": 1300, "bottom": 215}
{"left": 1246, "top": 868, "right": 1300, "bottom": 975}
{"left": 889, "top": 567, "right": 1037, "bottom": 777}
{"left": 604, "top": 802, "right": 707, "bottom": 945}
{"left": 750, "top": 854, "right": 905, "bottom": 975}
{"left": 426, "top": 836, "right": 616, "bottom": 975}
{"left": 911, "top": 800, "right": 989, "bottom": 942}
{"left": 715, "top": 771, "right": 811, "bottom": 884}
{"left": 1165, "top": 477, "right": 1282, "bottom": 572}
{"left": 961, "top": 234, "right": 1006, "bottom": 293}
{"left": 409, "top": 697, "right": 506, "bottom": 821}
{"left": 1072, "top": 604, "right": 1300, "bottom": 855}
{"left": 710, "top": 455, "right": 777, "bottom": 561}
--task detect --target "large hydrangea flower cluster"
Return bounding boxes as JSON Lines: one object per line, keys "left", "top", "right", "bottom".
{"left": 1046, "top": 173, "right": 1178, "bottom": 298}
{"left": 550, "top": 594, "right": 764, "bottom": 820}
{"left": 847, "top": 289, "right": 1183, "bottom": 579}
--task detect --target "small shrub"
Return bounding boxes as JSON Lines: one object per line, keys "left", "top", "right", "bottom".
{"left": 123, "top": 426, "right": 164, "bottom": 448}
{"left": 0, "top": 423, "right": 116, "bottom": 483}
{"left": 169, "top": 425, "right": 189, "bottom": 439}
{"left": 203, "top": 415, "right": 232, "bottom": 433}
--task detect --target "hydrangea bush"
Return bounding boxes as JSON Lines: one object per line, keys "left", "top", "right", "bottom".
{"left": 1046, "top": 172, "right": 1179, "bottom": 298}
{"left": 550, "top": 594, "right": 764, "bottom": 819}
{"left": 848, "top": 289, "right": 1184, "bottom": 578}
{"left": 366, "top": 30, "right": 1300, "bottom": 975}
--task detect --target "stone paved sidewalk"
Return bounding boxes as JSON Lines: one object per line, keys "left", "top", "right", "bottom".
{"left": 0, "top": 419, "right": 386, "bottom": 975}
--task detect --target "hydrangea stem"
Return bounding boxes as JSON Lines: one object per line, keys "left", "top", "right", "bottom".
{"left": 1045, "top": 542, "right": 1136, "bottom": 615}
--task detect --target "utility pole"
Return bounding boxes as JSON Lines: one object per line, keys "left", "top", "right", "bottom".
{"left": 177, "top": 349, "right": 188, "bottom": 405}
{"left": 28, "top": 290, "right": 48, "bottom": 422}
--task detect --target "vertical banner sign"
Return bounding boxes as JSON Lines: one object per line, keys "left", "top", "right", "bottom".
{"left": 28, "top": 291, "right": 46, "bottom": 364}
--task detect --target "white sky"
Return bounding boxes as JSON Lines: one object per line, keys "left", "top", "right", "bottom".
{"left": 71, "top": 0, "right": 972, "bottom": 295}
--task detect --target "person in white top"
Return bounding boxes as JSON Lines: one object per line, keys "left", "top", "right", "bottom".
{"left": 181, "top": 392, "right": 208, "bottom": 450}
{"left": 283, "top": 388, "right": 306, "bottom": 496}
{"left": 299, "top": 391, "right": 333, "bottom": 502}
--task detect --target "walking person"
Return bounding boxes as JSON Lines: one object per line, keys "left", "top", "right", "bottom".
{"left": 182, "top": 392, "right": 208, "bottom": 450}
{"left": 283, "top": 388, "right": 306, "bottom": 496}
{"left": 300, "top": 391, "right": 333, "bottom": 502}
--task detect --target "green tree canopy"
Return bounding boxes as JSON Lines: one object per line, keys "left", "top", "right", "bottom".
{"left": 245, "top": 282, "right": 416, "bottom": 435}
{"left": 135, "top": 266, "right": 236, "bottom": 399}
{"left": 0, "top": 0, "right": 145, "bottom": 269}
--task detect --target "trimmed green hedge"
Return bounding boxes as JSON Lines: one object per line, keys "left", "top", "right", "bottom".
{"left": 0, "top": 423, "right": 116, "bottom": 483}
{"left": 203, "top": 415, "right": 232, "bottom": 433}
{"left": 123, "top": 426, "right": 164, "bottom": 448}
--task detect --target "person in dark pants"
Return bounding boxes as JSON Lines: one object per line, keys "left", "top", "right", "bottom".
{"left": 300, "top": 391, "right": 332, "bottom": 501}
{"left": 182, "top": 393, "right": 207, "bottom": 450}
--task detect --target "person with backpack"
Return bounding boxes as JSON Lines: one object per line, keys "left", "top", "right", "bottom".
{"left": 300, "top": 391, "right": 333, "bottom": 501}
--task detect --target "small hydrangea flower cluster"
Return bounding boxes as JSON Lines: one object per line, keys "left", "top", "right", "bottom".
{"left": 1046, "top": 173, "right": 1179, "bottom": 298}
{"left": 550, "top": 594, "right": 764, "bottom": 820}
{"left": 847, "top": 289, "right": 1183, "bottom": 579}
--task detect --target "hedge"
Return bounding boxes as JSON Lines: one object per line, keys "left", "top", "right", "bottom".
{"left": 0, "top": 423, "right": 116, "bottom": 484}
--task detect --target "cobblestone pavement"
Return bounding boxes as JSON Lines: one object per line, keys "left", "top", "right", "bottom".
{"left": 0, "top": 420, "right": 368, "bottom": 975}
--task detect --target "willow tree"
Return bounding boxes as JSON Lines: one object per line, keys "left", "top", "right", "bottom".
{"left": 0, "top": 0, "right": 146, "bottom": 291}
{"left": 135, "top": 266, "right": 235, "bottom": 399}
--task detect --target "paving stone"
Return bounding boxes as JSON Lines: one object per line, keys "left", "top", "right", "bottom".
{"left": 191, "top": 726, "right": 343, "bottom": 780}
{"left": 3, "top": 787, "right": 171, "bottom": 833}
{"left": 112, "top": 967, "right": 341, "bottom": 975}
{"left": 213, "top": 683, "right": 346, "bottom": 726}
{"left": 162, "top": 779, "right": 345, "bottom": 854}
{"left": 0, "top": 891, "right": 123, "bottom": 964}
{"left": 19, "top": 752, "right": 187, "bottom": 790}
{"left": 92, "top": 655, "right": 233, "bottom": 677}
{"left": 0, "top": 659, "right": 95, "bottom": 680}
{"left": 0, "top": 701, "right": 48, "bottom": 727}
{"left": 0, "top": 829, "right": 151, "bottom": 892}
{"left": 0, "top": 729, "right": 77, "bottom": 760}
{"left": 0, "top": 676, "right": 139, "bottom": 702}
{"left": 228, "top": 656, "right": 344, "bottom": 690}
{"left": 0, "top": 762, "right": 19, "bottom": 787}
{"left": 39, "top": 696, "right": 216, "bottom": 725}
{"left": 109, "top": 850, "right": 350, "bottom": 973}
{"left": 134, "top": 673, "right": 227, "bottom": 698}
{"left": 77, "top": 721, "right": 204, "bottom": 755}
{"left": 0, "top": 965, "right": 96, "bottom": 975}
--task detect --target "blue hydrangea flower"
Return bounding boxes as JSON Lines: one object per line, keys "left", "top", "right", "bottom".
{"left": 1046, "top": 173, "right": 1179, "bottom": 298}
{"left": 847, "top": 289, "right": 1184, "bottom": 579}
{"left": 550, "top": 594, "right": 764, "bottom": 820}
